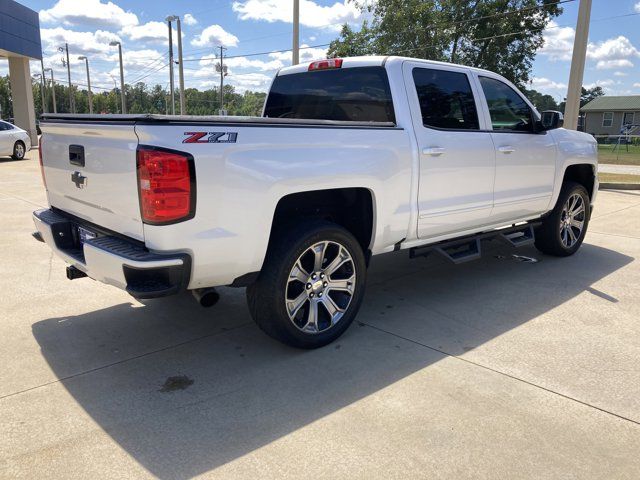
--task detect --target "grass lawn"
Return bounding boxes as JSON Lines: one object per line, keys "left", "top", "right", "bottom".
{"left": 597, "top": 144, "right": 640, "bottom": 166}
{"left": 598, "top": 172, "right": 640, "bottom": 184}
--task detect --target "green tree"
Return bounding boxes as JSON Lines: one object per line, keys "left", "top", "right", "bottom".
{"left": 523, "top": 88, "right": 559, "bottom": 111}
{"left": 1, "top": 74, "right": 270, "bottom": 119}
{"left": 328, "top": 0, "right": 562, "bottom": 87}
{"left": 558, "top": 86, "right": 605, "bottom": 112}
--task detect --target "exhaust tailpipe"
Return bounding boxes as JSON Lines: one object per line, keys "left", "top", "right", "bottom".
{"left": 192, "top": 288, "right": 220, "bottom": 308}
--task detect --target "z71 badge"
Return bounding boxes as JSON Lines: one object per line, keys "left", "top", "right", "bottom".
{"left": 183, "top": 132, "right": 238, "bottom": 144}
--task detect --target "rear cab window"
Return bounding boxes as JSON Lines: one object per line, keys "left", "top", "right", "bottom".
{"left": 263, "top": 66, "right": 396, "bottom": 123}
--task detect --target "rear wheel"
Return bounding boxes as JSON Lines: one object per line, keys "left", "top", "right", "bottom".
{"left": 12, "top": 141, "right": 25, "bottom": 160}
{"left": 534, "top": 181, "right": 590, "bottom": 256}
{"left": 247, "top": 220, "right": 367, "bottom": 349}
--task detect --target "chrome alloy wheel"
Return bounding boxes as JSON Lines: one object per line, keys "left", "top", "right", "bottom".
{"left": 14, "top": 143, "right": 25, "bottom": 159}
{"left": 285, "top": 241, "right": 356, "bottom": 334}
{"left": 560, "top": 192, "right": 586, "bottom": 248}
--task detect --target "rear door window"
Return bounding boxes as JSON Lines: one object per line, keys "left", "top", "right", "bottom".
{"left": 412, "top": 68, "right": 480, "bottom": 130}
{"left": 264, "top": 66, "right": 395, "bottom": 123}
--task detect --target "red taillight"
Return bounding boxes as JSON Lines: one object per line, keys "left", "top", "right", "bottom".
{"left": 38, "top": 136, "right": 47, "bottom": 189}
{"left": 308, "top": 58, "right": 343, "bottom": 71}
{"left": 136, "top": 147, "right": 195, "bottom": 225}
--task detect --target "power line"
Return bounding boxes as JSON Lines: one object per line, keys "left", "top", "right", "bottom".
{"left": 384, "top": 11, "right": 640, "bottom": 58}
{"left": 418, "top": 0, "right": 576, "bottom": 31}
{"left": 124, "top": 52, "right": 170, "bottom": 80}
{"left": 128, "top": 63, "right": 169, "bottom": 84}
{"left": 182, "top": 43, "right": 332, "bottom": 63}
{"left": 179, "top": 0, "right": 576, "bottom": 65}
{"left": 36, "top": 2, "right": 640, "bottom": 93}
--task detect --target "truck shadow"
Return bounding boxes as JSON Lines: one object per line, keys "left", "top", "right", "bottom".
{"left": 32, "top": 241, "right": 632, "bottom": 479}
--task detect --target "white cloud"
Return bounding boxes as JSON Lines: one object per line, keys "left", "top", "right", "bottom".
{"left": 596, "top": 59, "right": 634, "bottom": 70}
{"left": 587, "top": 36, "right": 640, "bottom": 69}
{"left": 539, "top": 21, "right": 575, "bottom": 61}
{"left": 122, "top": 21, "right": 168, "bottom": 43}
{"left": 635, "top": 2, "right": 640, "bottom": 13}
{"left": 228, "top": 72, "right": 273, "bottom": 92}
{"left": 225, "top": 57, "right": 284, "bottom": 71}
{"left": 540, "top": 27, "right": 640, "bottom": 71}
{"left": 583, "top": 79, "right": 615, "bottom": 90}
{"left": 194, "top": 72, "right": 273, "bottom": 93}
{"left": 115, "top": 49, "right": 165, "bottom": 68}
{"left": 529, "top": 77, "right": 567, "bottom": 91}
{"left": 634, "top": 83, "right": 640, "bottom": 88}
{"left": 40, "top": 27, "right": 121, "bottom": 57}
{"left": 183, "top": 13, "right": 198, "bottom": 25}
{"left": 268, "top": 44, "right": 328, "bottom": 64}
{"left": 232, "top": 0, "right": 360, "bottom": 29}
{"left": 40, "top": 0, "right": 138, "bottom": 28}
{"left": 191, "top": 56, "right": 282, "bottom": 85}
{"left": 191, "top": 25, "right": 239, "bottom": 47}
{"left": 613, "top": 71, "right": 628, "bottom": 77}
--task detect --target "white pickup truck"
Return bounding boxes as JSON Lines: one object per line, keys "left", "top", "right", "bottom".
{"left": 33, "top": 56, "right": 598, "bottom": 348}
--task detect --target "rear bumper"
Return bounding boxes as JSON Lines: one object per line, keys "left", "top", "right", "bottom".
{"left": 32, "top": 209, "right": 191, "bottom": 299}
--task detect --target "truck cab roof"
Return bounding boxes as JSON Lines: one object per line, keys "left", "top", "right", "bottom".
{"left": 277, "top": 55, "right": 497, "bottom": 77}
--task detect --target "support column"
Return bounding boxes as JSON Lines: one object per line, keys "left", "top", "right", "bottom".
{"left": 8, "top": 56, "right": 37, "bottom": 144}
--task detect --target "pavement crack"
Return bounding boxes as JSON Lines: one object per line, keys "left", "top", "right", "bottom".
{"left": 0, "top": 322, "right": 252, "bottom": 401}
{"left": 362, "top": 322, "right": 640, "bottom": 427}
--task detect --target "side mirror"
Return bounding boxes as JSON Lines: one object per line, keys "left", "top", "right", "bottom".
{"left": 541, "top": 110, "right": 564, "bottom": 130}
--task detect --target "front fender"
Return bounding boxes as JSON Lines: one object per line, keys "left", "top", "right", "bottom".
{"left": 548, "top": 129, "right": 598, "bottom": 209}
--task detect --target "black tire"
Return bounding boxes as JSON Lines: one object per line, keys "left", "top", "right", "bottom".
{"left": 12, "top": 141, "right": 26, "bottom": 160}
{"left": 534, "top": 181, "right": 590, "bottom": 256}
{"left": 247, "top": 220, "right": 367, "bottom": 349}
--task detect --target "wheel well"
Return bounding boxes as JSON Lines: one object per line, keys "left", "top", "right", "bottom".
{"left": 270, "top": 188, "right": 374, "bottom": 254}
{"left": 563, "top": 164, "right": 595, "bottom": 199}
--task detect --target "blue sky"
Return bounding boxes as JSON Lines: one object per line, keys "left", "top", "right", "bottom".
{"left": 3, "top": 0, "right": 640, "bottom": 99}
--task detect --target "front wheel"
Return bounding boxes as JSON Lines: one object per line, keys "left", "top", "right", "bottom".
{"left": 534, "top": 181, "right": 591, "bottom": 256}
{"left": 12, "top": 141, "right": 26, "bottom": 160}
{"left": 247, "top": 220, "right": 367, "bottom": 349}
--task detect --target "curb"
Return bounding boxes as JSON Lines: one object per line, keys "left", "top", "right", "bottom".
{"left": 599, "top": 183, "right": 640, "bottom": 190}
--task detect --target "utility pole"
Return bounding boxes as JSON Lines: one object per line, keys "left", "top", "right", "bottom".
{"left": 78, "top": 56, "right": 93, "bottom": 114}
{"left": 34, "top": 73, "right": 46, "bottom": 114}
{"left": 40, "top": 59, "right": 47, "bottom": 113}
{"left": 108, "top": 74, "right": 118, "bottom": 113}
{"left": 110, "top": 41, "right": 127, "bottom": 114}
{"left": 292, "top": 0, "right": 300, "bottom": 65}
{"left": 167, "top": 18, "right": 176, "bottom": 115}
{"left": 564, "top": 0, "right": 592, "bottom": 130}
{"left": 216, "top": 46, "right": 227, "bottom": 115}
{"left": 45, "top": 68, "right": 57, "bottom": 114}
{"left": 59, "top": 43, "right": 74, "bottom": 112}
{"left": 176, "top": 17, "right": 185, "bottom": 115}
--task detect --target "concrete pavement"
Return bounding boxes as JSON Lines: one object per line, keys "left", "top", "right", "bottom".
{"left": 599, "top": 164, "right": 640, "bottom": 175}
{"left": 1, "top": 151, "right": 640, "bottom": 479}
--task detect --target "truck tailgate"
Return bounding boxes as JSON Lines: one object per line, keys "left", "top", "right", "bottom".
{"left": 41, "top": 122, "right": 143, "bottom": 240}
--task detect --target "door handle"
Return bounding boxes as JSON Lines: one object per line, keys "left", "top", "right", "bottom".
{"left": 498, "top": 145, "right": 515, "bottom": 154}
{"left": 422, "top": 147, "right": 445, "bottom": 156}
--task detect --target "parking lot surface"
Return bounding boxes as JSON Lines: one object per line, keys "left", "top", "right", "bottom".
{"left": 2, "top": 151, "right": 640, "bottom": 479}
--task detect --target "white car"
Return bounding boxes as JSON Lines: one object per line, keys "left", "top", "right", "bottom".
{"left": 33, "top": 56, "right": 598, "bottom": 348}
{"left": 0, "top": 120, "right": 31, "bottom": 160}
